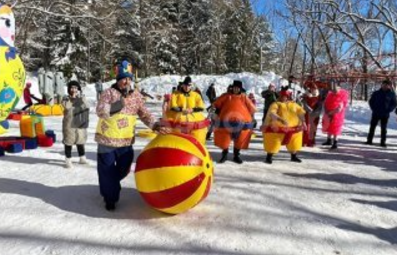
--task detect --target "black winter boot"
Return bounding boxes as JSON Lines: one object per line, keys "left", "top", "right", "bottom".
{"left": 218, "top": 149, "right": 228, "bottom": 163}
{"left": 330, "top": 140, "right": 338, "bottom": 149}
{"left": 322, "top": 138, "right": 332, "bottom": 145}
{"left": 265, "top": 153, "right": 273, "bottom": 164}
{"left": 233, "top": 148, "right": 243, "bottom": 164}
{"left": 291, "top": 153, "right": 302, "bottom": 163}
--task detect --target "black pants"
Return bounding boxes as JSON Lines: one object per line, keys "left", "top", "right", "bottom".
{"left": 367, "top": 115, "right": 389, "bottom": 144}
{"left": 65, "top": 144, "right": 85, "bottom": 158}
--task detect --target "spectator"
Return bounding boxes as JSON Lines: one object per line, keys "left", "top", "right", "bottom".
{"left": 260, "top": 83, "right": 278, "bottom": 125}
{"left": 365, "top": 79, "right": 397, "bottom": 147}
{"left": 206, "top": 83, "right": 217, "bottom": 104}
{"left": 62, "top": 81, "right": 89, "bottom": 168}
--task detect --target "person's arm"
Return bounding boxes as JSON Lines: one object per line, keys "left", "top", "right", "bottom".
{"left": 269, "top": 103, "right": 287, "bottom": 125}
{"left": 96, "top": 89, "right": 117, "bottom": 119}
{"left": 61, "top": 96, "right": 73, "bottom": 110}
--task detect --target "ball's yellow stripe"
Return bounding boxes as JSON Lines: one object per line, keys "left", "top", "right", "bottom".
{"left": 160, "top": 175, "right": 209, "bottom": 214}
{"left": 143, "top": 134, "right": 204, "bottom": 161}
{"left": 135, "top": 166, "right": 204, "bottom": 192}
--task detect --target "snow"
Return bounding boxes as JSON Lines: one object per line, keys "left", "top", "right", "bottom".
{"left": 1, "top": 73, "right": 397, "bottom": 255}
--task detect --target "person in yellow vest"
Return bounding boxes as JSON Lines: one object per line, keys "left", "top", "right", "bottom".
{"left": 262, "top": 89, "right": 307, "bottom": 164}
{"left": 163, "top": 76, "right": 209, "bottom": 144}
{"left": 213, "top": 80, "right": 256, "bottom": 164}
{"left": 95, "top": 60, "right": 168, "bottom": 211}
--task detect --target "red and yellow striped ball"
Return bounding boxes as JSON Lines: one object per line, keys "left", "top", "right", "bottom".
{"left": 135, "top": 133, "right": 214, "bottom": 214}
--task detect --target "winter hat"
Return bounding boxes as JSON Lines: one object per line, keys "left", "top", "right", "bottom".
{"left": 115, "top": 60, "right": 133, "bottom": 81}
{"left": 279, "top": 89, "right": 292, "bottom": 98}
{"left": 182, "top": 76, "right": 192, "bottom": 85}
{"left": 232, "top": 80, "right": 243, "bottom": 89}
{"left": 67, "top": 80, "right": 81, "bottom": 93}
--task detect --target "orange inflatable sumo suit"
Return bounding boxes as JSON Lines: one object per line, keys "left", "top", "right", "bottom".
{"left": 213, "top": 93, "right": 256, "bottom": 150}
{"left": 163, "top": 90, "right": 209, "bottom": 145}
{"left": 262, "top": 100, "right": 306, "bottom": 154}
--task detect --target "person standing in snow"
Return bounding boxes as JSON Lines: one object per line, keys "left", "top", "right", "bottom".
{"left": 261, "top": 83, "right": 278, "bottom": 125}
{"left": 162, "top": 76, "right": 209, "bottom": 145}
{"left": 365, "top": 79, "right": 397, "bottom": 147}
{"left": 62, "top": 81, "right": 89, "bottom": 168}
{"left": 206, "top": 83, "right": 217, "bottom": 104}
{"left": 301, "top": 84, "right": 322, "bottom": 147}
{"left": 321, "top": 81, "right": 349, "bottom": 149}
{"left": 262, "top": 88, "right": 306, "bottom": 164}
{"left": 213, "top": 80, "right": 256, "bottom": 164}
{"left": 95, "top": 60, "right": 169, "bottom": 211}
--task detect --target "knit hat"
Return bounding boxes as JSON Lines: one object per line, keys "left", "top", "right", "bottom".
{"left": 182, "top": 76, "right": 192, "bottom": 85}
{"left": 115, "top": 60, "right": 133, "bottom": 81}
{"left": 232, "top": 80, "right": 243, "bottom": 89}
{"left": 67, "top": 80, "right": 81, "bottom": 92}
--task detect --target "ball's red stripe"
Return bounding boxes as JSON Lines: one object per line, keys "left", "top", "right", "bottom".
{"left": 198, "top": 176, "right": 212, "bottom": 203}
{"left": 135, "top": 148, "right": 202, "bottom": 172}
{"left": 140, "top": 172, "right": 205, "bottom": 209}
{"left": 171, "top": 133, "right": 207, "bottom": 157}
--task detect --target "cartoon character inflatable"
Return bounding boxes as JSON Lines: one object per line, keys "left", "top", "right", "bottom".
{"left": 135, "top": 133, "right": 214, "bottom": 214}
{"left": 0, "top": 5, "right": 25, "bottom": 134}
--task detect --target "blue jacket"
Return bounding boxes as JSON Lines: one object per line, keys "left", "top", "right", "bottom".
{"left": 369, "top": 89, "right": 397, "bottom": 118}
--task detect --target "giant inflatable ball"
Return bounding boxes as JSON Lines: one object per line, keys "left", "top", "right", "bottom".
{"left": 135, "top": 133, "right": 214, "bottom": 214}
{"left": 0, "top": 5, "right": 25, "bottom": 134}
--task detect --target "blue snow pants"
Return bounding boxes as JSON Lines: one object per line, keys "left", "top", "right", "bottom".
{"left": 97, "top": 144, "right": 134, "bottom": 204}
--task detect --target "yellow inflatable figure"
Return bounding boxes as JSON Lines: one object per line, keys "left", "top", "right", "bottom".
{"left": 0, "top": 5, "right": 25, "bottom": 135}
{"left": 163, "top": 77, "right": 209, "bottom": 144}
{"left": 262, "top": 89, "right": 306, "bottom": 164}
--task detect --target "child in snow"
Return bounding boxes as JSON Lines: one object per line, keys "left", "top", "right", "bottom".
{"left": 62, "top": 81, "right": 89, "bottom": 168}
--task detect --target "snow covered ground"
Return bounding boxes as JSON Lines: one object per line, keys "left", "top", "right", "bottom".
{"left": 1, "top": 74, "right": 397, "bottom": 255}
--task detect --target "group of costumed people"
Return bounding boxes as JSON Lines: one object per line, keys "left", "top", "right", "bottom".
{"left": 62, "top": 59, "right": 349, "bottom": 211}
{"left": 161, "top": 76, "right": 349, "bottom": 165}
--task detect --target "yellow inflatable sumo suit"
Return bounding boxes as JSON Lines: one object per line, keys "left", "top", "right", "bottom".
{"left": 262, "top": 89, "right": 306, "bottom": 163}
{"left": 0, "top": 5, "right": 25, "bottom": 135}
{"left": 163, "top": 77, "right": 209, "bottom": 145}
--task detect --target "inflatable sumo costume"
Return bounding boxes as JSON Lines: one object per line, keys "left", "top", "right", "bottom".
{"left": 0, "top": 5, "right": 25, "bottom": 134}
{"left": 163, "top": 77, "right": 209, "bottom": 145}
{"left": 262, "top": 89, "right": 306, "bottom": 164}
{"left": 213, "top": 80, "right": 256, "bottom": 164}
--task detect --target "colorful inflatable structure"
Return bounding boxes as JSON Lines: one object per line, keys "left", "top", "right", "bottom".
{"left": 0, "top": 4, "right": 26, "bottom": 135}
{"left": 135, "top": 133, "right": 214, "bottom": 214}
{"left": 0, "top": 114, "right": 55, "bottom": 156}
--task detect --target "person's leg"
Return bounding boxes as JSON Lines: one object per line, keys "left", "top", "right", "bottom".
{"left": 115, "top": 146, "right": 134, "bottom": 181}
{"left": 22, "top": 103, "right": 32, "bottom": 111}
{"left": 331, "top": 135, "right": 338, "bottom": 149}
{"left": 77, "top": 144, "right": 88, "bottom": 164}
{"left": 97, "top": 144, "right": 122, "bottom": 210}
{"left": 380, "top": 117, "right": 389, "bottom": 146}
{"left": 65, "top": 145, "right": 72, "bottom": 158}
{"left": 64, "top": 145, "right": 72, "bottom": 168}
{"left": 366, "top": 115, "right": 379, "bottom": 144}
